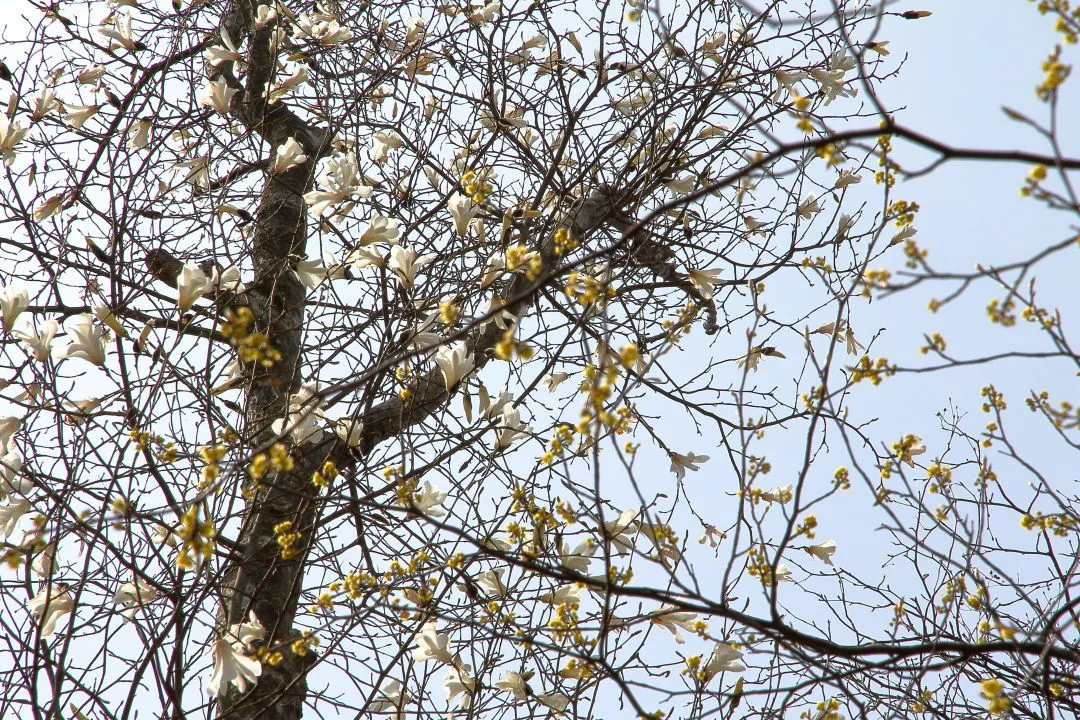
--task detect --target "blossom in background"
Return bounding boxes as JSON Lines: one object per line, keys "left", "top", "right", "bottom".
{"left": 271, "top": 384, "right": 325, "bottom": 445}
{"left": 474, "top": 569, "right": 507, "bottom": 597}
{"left": 198, "top": 77, "right": 236, "bottom": 115}
{"left": 493, "top": 405, "right": 530, "bottom": 451}
{"left": 388, "top": 245, "right": 434, "bottom": 290}
{"left": 0, "top": 451, "right": 29, "bottom": 501}
{"left": 602, "top": 508, "right": 639, "bottom": 554}
{"left": 539, "top": 583, "right": 581, "bottom": 605}
{"left": 28, "top": 584, "right": 73, "bottom": 638}
{"left": 447, "top": 193, "right": 479, "bottom": 236}
{"left": 443, "top": 664, "right": 475, "bottom": 708}
{"left": 669, "top": 451, "right": 709, "bottom": 480}
{"left": 736, "top": 345, "right": 785, "bottom": 372}
{"left": 368, "top": 679, "right": 409, "bottom": 720}
{"left": 112, "top": 576, "right": 159, "bottom": 619}
{"left": 203, "top": 29, "right": 243, "bottom": 67}
{"left": 835, "top": 169, "right": 861, "bottom": 188}
{"left": 412, "top": 621, "right": 454, "bottom": 664}
{"left": 537, "top": 692, "right": 570, "bottom": 712}
{"left": 409, "top": 481, "right": 447, "bottom": 518}
{"left": 0, "top": 115, "right": 28, "bottom": 166}
{"left": 688, "top": 267, "right": 722, "bottom": 300}
{"left": 270, "top": 137, "right": 308, "bottom": 174}
{"left": 369, "top": 132, "right": 404, "bottom": 164}
{"left": 495, "top": 671, "right": 527, "bottom": 700}
{"left": 798, "top": 193, "right": 822, "bottom": 219}
{"left": 559, "top": 537, "right": 596, "bottom": 573}
{"left": 701, "top": 642, "right": 745, "bottom": 681}
{"left": 651, "top": 606, "right": 699, "bottom": 644}
{"left": 359, "top": 215, "right": 400, "bottom": 245}
{"left": 0, "top": 499, "right": 29, "bottom": 539}
{"left": 304, "top": 152, "right": 371, "bottom": 218}
{"left": 127, "top": 119, "right": 152, "bottom": 150}
{"left": 62, "top": 102, "right": 100, "bottom": 129}
{"left": 806, "top": 540, "right": 837, "bottom": 566}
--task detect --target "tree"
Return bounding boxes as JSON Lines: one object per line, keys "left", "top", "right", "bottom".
{"left": 1, "top": 0, "right": 1078, "bottom": 719}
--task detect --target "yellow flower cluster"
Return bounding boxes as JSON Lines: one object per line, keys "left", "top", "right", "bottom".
{"left": 249, "top": 442, "right": 295, "bottom": 481}
{"left": 1037, "top": 46, "right": 1070, "bottom": 100}
{"left": 553, "top": 226, "right": 578, "bottom": 256}
{"left": 274, "top": 520, "right": 302, "bottom": 560}
{"left": 980, "top": 678, "right": 1011, "bottom": 716}
{"left": 564, "top": 271, "right": 614, "bottom": 308}
{"left": 850, "top": 355, "right": 896, "bottom": 385}
{"left": 1020, "top": 511, "right": 1078, "bottom": 535}
{"left": 918, "top": 332, "right": 946, "bottom": 355}
{"left": 985, "top": 298, "right": 1017, "bottom": 326}
{"left": 311, "top": 459, "right": 338, "bottom": 489}
{"left": 220, "top": 307, "right": 281, "bottom": 367}
{"left": 177, "top": 504, "right": 216, "bottom": 570}
{"left": 461, "top": 169, "right": 494, "bottom": 204}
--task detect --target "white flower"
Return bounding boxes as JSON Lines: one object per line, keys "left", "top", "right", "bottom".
{"left": 368, "top": 679, "right": 409, "bottom": 719}
{"left": 866, "top": 40, "right": 890, "bottom": 55}
{"left": 127, "top": 118, "right": 152, "bottom": 150}
{"left": 805, "top": 540, "right": 837, "bottom": 566}
{"left": 760, "top": 484, "right": 792, "bottom": 504}
{"left": 369, "top": 131, "right": 404, "bottom": 164}
{"left": 28, "top": 584, "right": 73, "bottom": 638}
{"left": 810, "top": 62, "right": 856, "bottom": 105}
{"left": 687, "top": 268, "right": 722, "bottom": 300}
{"left": 210, "top": 265, "right": 245, "bottom": 294}
{"left": 743, "top": 215, "right": 766, "bottom": 234}
{"left": 293, "top": 14, "right": 354, "bottom": 45}
{"left": 56, "top": 314, "right": 107, "bottom": 366}
{"left": 0, "top": 450, "right": 29, "bottom": 501}
{"left": 1, "top": 284, "right": 29, "bottom": 331}
{"left": 266, "top": 65, "right": 309, "bottom": 104}
{"left": 33, "top": 193, "right": 67, "bottom": 221}
{"left": 254, "top": 4, "right": 277, "bottom": 29}
{"left": 303, "top": 151, "right": 371, "bottom": 218}
{"left": 698, "top": 524, "right": 723, "bottom": 547}
{"left": 495, "top": 671, "right": 527, "bottom": 700}
{"left": 62, "top": 102, "right": 100, "bottom": 129}
{"left": 176, "top": 263, "right": 211, "bottom": 312}
{"left": 835, "top": 213, "right": 855, "bottom": 240}
{"left": 896, "top": 435, "right": 926, "bottom": 467}
{"left": 204, "top": 29, "right": 243, "bottom": 67}
{"left": 443, "top": 664, "right": 475, "bottom": 708}
{"left": 890, "top": 225, "right": 917, "bottom": 246}
{"left": 271, "top": 385, "right": 325, "bottom": 445}
{"left": 0, "top": 498, "right": 29, "bottom": 539}
{"left": 543, "top": 372, "right": 571, "bottom": 391}
{"left": 844, "top": 327, "right": 864, "bottom": 356}
{"left": 537, "top": 692, "right": 570, "bottom": 712}
{"left": 76, "top": 65, "right": 107, "bottom": 84}
{"left": 98, "top": 12, "right": 140, "bottom": 53}
{"left": 434, "top": 342, "right": 474, "bottom": 392}
{"left": 225, "top": 610, "right": 265, "bottom": 650}
{"left": 701, "top": 642, "right": 745, "bottom": 680}
{"left": 612, "top": 89, "right": 652, "bottom": 116}
{"left": 199, "top": 77, "right": 237, "bottom": 115}
{"left": 774, "top": 564, "right": 794, "bottom": 583}
{"left": 835, "top": 169, "right": 861, "bottom": 188}
{"left": 112, "top": 576, "right": 159, "bottom": 619}
{"left": 539, "top": 583, "right": 581, "bottom": 605}
{"left": 0, "top": 116, "right": 29, "bottom": 166}
{"left": 479, "top": 252, "right": 506, "bottom": 288}
{"left": 410, "top": 481, "right": 447, "bottom": 518}
{"left": 697, "top": 123, "right": 728, "bottom": 139}
{"left": 651, "top": 606, "right": 699, "bottom": 644}
{"left": 669, "top": 451, "right": 709, "bottom": 480}
{"left": 602, "top": 508, "right": 638, "bottom": 554}
{"left": 331, "top": 418, "right": 364, "bottom": 448}
{"left": 346, "top": 245, "right": 387, "bottom": 269}
{"left": 736, "top": 345, "right": 785, "bottom": 372}
{"left": 32, "top": 541, "right": 55, "bottom": 577}
{"left": 772, "top": 68, "right": 808, "bottom": 101}
{"left": 388, "top": 245, "right": 435, "bottom": 290}
{"left": 359, "top": 215, "right": 400, "bottom": 245}
{"left": 494, "top": 405, "right": 531, "bottom": 451}
{"left": 447, "top": 193, "right": 479, "bottom": 237}
{"left": 207, "top": 638, "right": 262, "bottom": 696}
{"left": 412, "top": 621, "right": 454, "bottom": 664}
{"left": 797, "top": 193, "right": 821, "bottom": 219}
{"left": 93, "top": 305, "right": 127, "bottom": 338}
{"left": 475, "top": 569, "right": 507, "bottom": 597}
{"left": 271, "top": 137, "right": 308, "bottom": 174}
{"left": 559, "top": 537, "right": 596, "bottom": 573}
{"left": 479, "top": 387, "right": 513, "bottom": 420}
{"left": 468, "top": 1, "right": 501, "bottom": 24}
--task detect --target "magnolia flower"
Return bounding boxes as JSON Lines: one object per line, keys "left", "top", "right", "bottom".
{"left": 797, "top": 193, "right": 821, "bottom": 219}
{"left": 92, "top": 305, "right": 127, "bottom": 339}
{"left": 368, "top": 679, "right": 409, "bottom": 719}
{"left": 346, "top": 245, "right": 387, "bottom": 269}
{"left": 736, "top": 345, "right": 785, "bottom": 372}
{"left": 369, "top": 131, "right": 404, "bottom": 164}
{"left": 495, "top": 671, "right": 527, "bottom": 700}
{"left": 559, "top": 537, "right": 596, "bottom": 573}
{"left": 55, "top": 314, "right": 107, "bottom": 366}
{"left": 112, "top": 576, "right": 159, "bottom": 619}
{"left": 698, "top": 524, "right": 724, "bottom": 547}
{"left": 0, "top": 450, "right": 29, "bottom": 500}
{"left": 760, "top": 484, "right": 793, "bottom": 504}
{"left": 805, "top": 540, "right": 837, "bottom": 566}
{"left": 602, "top": 508, "right": 639, "bottom": 554}
{"left": 844, "top": 327, "right": 864, "bottom": 356}
{"left": 271, "top": 385, "right": 325, "bottom": 444}
{"left": 210, "top": 265, "right": 245, "bottom": 294}
{"left": 0, "top": 498, "right": 28, "bottom": 539}
{"left": 127, "top": 118, "right": 152, "bottom": 150}
{"left": 895, "top": 434, "right": 926, "bottom": 467}
{"left": 199, "top": 77, "right": 237, "bottom": 115}
{"left": 410, "top": 481, "right": 447, "bottom": 518}
{"left": 331, "top": 417, "right": 364, "bottom": 448}
{"left": 1, "top": 284, "right": 29, "bottom": 331}
{"left": 447, "top": 192, "right": 479, "bottom": 237}
{"left": 62, "top": 103, "right": 100, "bottom": 129}
{"left": 303, "top": 151, "right": 371, "bottom": 218}
{"left": 208, "top": 638, "right": 262, "bottom": 696}
{"left": 651, "top": 606, "right": 699, "bottom": 644}
{"left": 537, "top": 692, "right": 571, "bottom": 712}
{"left": 204, "top": 29, "right": 243, "bottom": 67}
{"left": 479, "top": 387, "right": 513, "bottom": 420}
{"left": 33, "top": 193, "right": 67, "bottom": 221}
{"left": 539, "top": 583, "right": 581, "bottom": 605}
{"left": 293, "top": 14, "right": 354, "bottom": 45}
{"left": 412, "top": 621, "right": 454, "bottom": 664}
{"left": 271, "top": 137, "right": 308, "bottom": 174}
{"left": 701, "top": 642, "right": 745, "bottom": 680}
{"left": 76, "top": 65, "right": 107, "bottom": 84}
{"left": 443, "top": 664, "right": 475, "bottom": 708}
{"left": 254, "top": 4, "right": 277, "bottom": 29}
{"left": 388, "top": 245, "right": 434, "bottom": 290}
{"left": 866, "top": 40, "right": 890, "bottom": 55}
{"left": 810, "top": 65, "right": 856, "bottom": 105}
{"left": 266, "top": 65, "right": 309, "bottom": 104}
{"left": 434, "top": 342, "right": 474, "bottom": 392}
{"left": 772, "top": 68, "right": 808, "bottom": 101}
{"left": 697, "top": 123, "right": 728, "bottom": 139}
{"left": 294, "top": 253, "right": 331, "bottom": 289}
{"left": 471, "top": 568, "right": 506, "bottom": 597}
{"left": 468, "top": 0, "right": 501, "bottom": 24}
{"left": 176, "top": 263, "right": 211, "bottom": 312}
{"left": 32, "top": 541, "right": 56, "bottom": 578}
{"left": 687, "top": 268, "right": 722, "bottom": 300}
{"left": 98, "top": 12, "right": 140, "bottom": 53}
{"left": 0, "top": 415, "right": 19, "bottom": 453}
{"left": 1, "top": 115, "right": 29, "bottom": 166}
{"left": 479, "top": 252, "right": 506, "bottom": 288}
{"left": 543, "top": 372, "right": 571, "bottom": 391}
{"left": 612, "top": 89, "right": 652, "bottom": 116}
{"left": 28, "top": 584, "right": 73, "bottom": 638}
{"left": 890, "top": 225, "right": 917, "bottom": 246}
{"left": 835, "top": 213, "right": 855, "bottom": 241}
{"left": 774, "top": 564, "right": 794, "bottom": 583}
{"left": 359, "top": 215, "right": 400, "bottom": 245}
{"left": 494, "top": 405, "right": 531, "bottom": 451}
{"left": 670, "top": 451, "right": 709, "bottom": 480}
{"left": 835, "top": 169, "right": 861, "bottom": 188}
{"left": 743, "top": 215, "right": 766, "bottom": 234}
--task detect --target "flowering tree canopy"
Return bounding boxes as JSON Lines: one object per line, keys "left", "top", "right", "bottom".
{"left": 1, "top": 1, "right": 1079, "bottom": 719}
